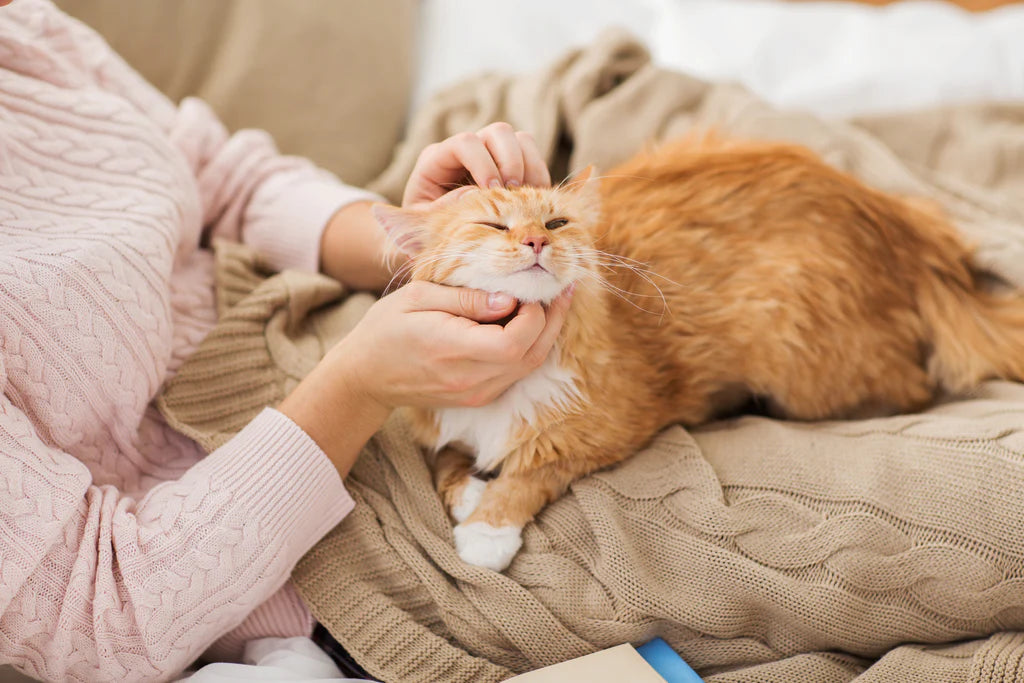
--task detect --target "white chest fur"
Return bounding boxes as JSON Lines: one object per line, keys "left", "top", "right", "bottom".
{"left": 434, "top": 351, "right": 580, "bottom": 471}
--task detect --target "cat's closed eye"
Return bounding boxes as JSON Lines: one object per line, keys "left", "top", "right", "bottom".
{"left": 479, "top": 222, "right": 509, "bottom": 231}
{"left": 545, "top": 218, "right": 569, "bottom": 230}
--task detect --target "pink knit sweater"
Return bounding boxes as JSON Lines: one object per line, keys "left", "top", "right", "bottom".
{"left": 0, "top": 2, "right": 382, "bottom": 680}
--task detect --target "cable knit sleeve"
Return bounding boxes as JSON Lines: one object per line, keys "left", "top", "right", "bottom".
{"left": 0, "top": 399, "right": 354, "bottom": 682}
{"left": 168, "top": 97, "right": 384, "bottom": 274}
{"left": 16, "top": 0, "right": 383, "bottom": 275}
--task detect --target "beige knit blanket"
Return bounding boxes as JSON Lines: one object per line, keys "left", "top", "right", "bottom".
{"left": 159, "top": 32, "right": 1024, "bottom": 682}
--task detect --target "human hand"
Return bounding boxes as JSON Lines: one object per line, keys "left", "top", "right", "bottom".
{"left": 278, "top": 280, "right": 572, "bottom": 477}
{"left": 319, "top": 125, "right": 548, "bottom": 291}
{"left": 329, "top": 280, "right": 574, "bottom": 412}
{"left": 401, "top": 122, "right": 552, "bottom": 209}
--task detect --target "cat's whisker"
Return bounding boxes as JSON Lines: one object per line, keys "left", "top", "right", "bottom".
{"left": 597, "top": 280, "right": 667, "bottom": 312}
{"left": 592, "top": 277, "right": 666, "bottom": 299}
{"left": 557, "top": 172, "right": 652, "bottom": 191}
{"left": 587, "top": 279, "right": 666, "bottom": 317}
{"left": 572, "top": 268, "right": 670, "bottom": 317}
{"left": 383, "top": 249, "right": 474, "bottom": 295}
{"left": 576, "top": 256, "right": 674, "bottom": 311}
{"left": 601, "top": 261, "right": 671, "bottom": 313}
{"left": 587, "top": 173, "right": 654, "bottom": 184}
{"left": 581, "top": 263, "right": 667, "bottom": 299}
{"left": 383, "top": 260, "right": 417, "bottom": 295}
{"left": 574, "top": 248, "right": 677, "bottom": 314}
{"left": 384, "top": 252, "right": 454, "bottom": 291}
{"left": 585, "top": 261, "right": 678, "bottom": 317}
{"left": 583, "top": 248, "right": 685, "bottom": 288}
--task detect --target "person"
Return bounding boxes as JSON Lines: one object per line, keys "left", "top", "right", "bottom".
{"left": 0, "top": 0, "right": 572, "bottom": 680}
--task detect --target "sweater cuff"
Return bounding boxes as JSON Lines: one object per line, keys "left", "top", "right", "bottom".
{"left": 245, "top": 167, "right": 384, "bottom": 274}
{"left": 204, "top": 407, "right": 354, "bottom": 562}
{"left": 207, "top": 581, "right": 316, "bottom": 663}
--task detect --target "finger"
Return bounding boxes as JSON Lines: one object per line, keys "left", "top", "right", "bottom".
{"left": 479, "top": 301, "right": 547, "bottom": 359}
{"left": 431, "top": 133, "right": 503, "bottom": 190}
{"left": 402, "top": 147, "right": 445, "bottom": 207}
{"left": 401, "top": 281, "right": 516, "bottom": 321}
{"left": 447, "top": 132, "right": 504, "bottom": 190}
{"left": 515, "top": 131, "right": 552, "bottom": 187}
{"left": 478, "top": 122, "right": 525, "bottom": 188}
{"left": 523, "top": 286, "right": 574, "bottom": 367}
{"left": 460, "top": 373, "right": 520, "bottom": 407}
{"left": 404, "top": 134, "right": 502, "bottom": 206}
{"left": 430, "top": 185, "right": 476, "bottom": 209}
{"left": 455, "top": 288, "right": 574, "bottom": 404}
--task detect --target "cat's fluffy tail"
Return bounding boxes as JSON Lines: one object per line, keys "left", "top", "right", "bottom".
{"left": 920, "top": 279, "right": 1024, "bottom": 393}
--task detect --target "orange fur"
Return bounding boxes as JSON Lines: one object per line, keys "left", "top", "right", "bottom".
{"left": 376, "top": 135, "right": 1024, "bottom": 569}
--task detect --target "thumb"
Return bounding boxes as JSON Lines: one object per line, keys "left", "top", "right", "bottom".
{"left": 402, "top": 282, "right": 517, "bottom": 322}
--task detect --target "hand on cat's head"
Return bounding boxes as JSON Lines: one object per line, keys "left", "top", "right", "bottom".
{"left": 376, "top": 166, "right": 600, "bottom": 305}
{"left": 401, "top": 122, "right": 551, "bottom": 210}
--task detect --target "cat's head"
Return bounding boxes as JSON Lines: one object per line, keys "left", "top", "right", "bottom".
{"left": 373, "top": 168, "right": 600, "bottom": 304}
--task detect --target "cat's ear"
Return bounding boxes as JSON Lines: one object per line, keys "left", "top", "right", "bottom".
{"left": 564, "top": 165, "right": 600, "bottom": 203}
{"left": 570, "top": 165, "right": 594, "bottom": 185}
{"left": 372, "top": 204, "right": 430, "bottom": 256}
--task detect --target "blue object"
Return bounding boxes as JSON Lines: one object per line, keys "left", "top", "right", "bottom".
{"left": 636, "top": 637, "right": 704, "bottom": 683}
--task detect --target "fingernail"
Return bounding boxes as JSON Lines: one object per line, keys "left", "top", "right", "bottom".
{"left": 489, "top": 179, "right": 503, "bottom": 189}
{"left": 506, "top": 179, "right": 521, "bottom": 188}
{"left": 488, "top": 292, "right": 513, "bottom": 309}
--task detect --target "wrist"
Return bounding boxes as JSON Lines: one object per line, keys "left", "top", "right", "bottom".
{"left": 278, "top": 350, "right": 391, "bottom": 477}
{"left": 320, "top": 201, "right": 403, "bottom": 292}
{"left": 324, "top": 342, "right": 393, "bottom": 416}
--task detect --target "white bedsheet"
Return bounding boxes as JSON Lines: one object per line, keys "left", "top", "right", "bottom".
{"left": 413, "top": 0, "right": 1024, "bottom": 118}
{"left": 178, "top": 636, "right": 368, "bottom": 682}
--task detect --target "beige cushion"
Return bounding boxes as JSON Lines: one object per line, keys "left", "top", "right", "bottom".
{"left": 56, "top": 0, "right": 417, "bottom": 187}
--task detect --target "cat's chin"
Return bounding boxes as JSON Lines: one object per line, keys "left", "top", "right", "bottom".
{"left": 490, "top": 274, "right": 569, "bottom": 304}
{"left": 447, "top": 268, "right": 571, "bottom": 305}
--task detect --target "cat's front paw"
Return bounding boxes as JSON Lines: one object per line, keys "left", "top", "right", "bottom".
{"left": 451, "top": 476, "right": 488, "bottom": 523}
{"left": 453, "top": 522, "right": 522, "bottom": 571}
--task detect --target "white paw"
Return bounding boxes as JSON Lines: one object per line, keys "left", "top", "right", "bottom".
{"left": 453, "top": 522, "right": 523, "bottom": 571}
{"left": 451, "top": 476, "right": 487, "bottom": 523}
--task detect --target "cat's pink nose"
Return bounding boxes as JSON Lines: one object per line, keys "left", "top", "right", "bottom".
{"left": 523, "top": 235, "right": 549, "bottom": 254}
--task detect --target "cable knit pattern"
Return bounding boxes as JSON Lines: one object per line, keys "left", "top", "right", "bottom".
{"left": 0, "top": 1, "right": 380, "bottom": 680}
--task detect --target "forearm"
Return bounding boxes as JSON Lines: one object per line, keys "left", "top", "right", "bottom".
{"left": 0, "top": 407, "right": 351, "bottom": 681}
{"left": 277, "top": 348, "right": 391, "bottom": 478}
{"left": 320, "top": 200, "right": 408, "bottom": 292}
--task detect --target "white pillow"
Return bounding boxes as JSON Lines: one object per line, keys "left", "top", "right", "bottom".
{"left": 413, "top": 0, "right": 1024, "bottom": 118}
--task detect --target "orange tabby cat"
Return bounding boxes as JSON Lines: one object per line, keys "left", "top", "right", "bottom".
{"left": 372, "top": 136, "right": 1024, "bottom": 571}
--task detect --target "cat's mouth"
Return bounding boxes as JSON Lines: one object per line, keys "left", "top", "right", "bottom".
{"left": 524, "top": 263, "right": 549, "bottom": 274}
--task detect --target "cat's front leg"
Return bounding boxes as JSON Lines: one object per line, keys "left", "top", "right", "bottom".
{"left": 453, "top": 460, "right": 587, "bottom": 572}
{"left": 433, "top": 447, "right": 487, "bottom": 523}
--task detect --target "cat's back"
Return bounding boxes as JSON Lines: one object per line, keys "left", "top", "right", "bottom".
{"left": 591, "top": 135, "right": 963, "bottom": 311}
{"left": 582, "top": 135, "right": 977, "bottom": 418}
{"left": 598, "top": 136, "right": 915, "bottom": 258}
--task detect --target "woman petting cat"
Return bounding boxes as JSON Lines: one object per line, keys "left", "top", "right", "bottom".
{"left": 0, "top": 1, "right": 567, "bottom": 680}
{"left": 371, "top": 135, "right": 1024, "bottom": 572}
